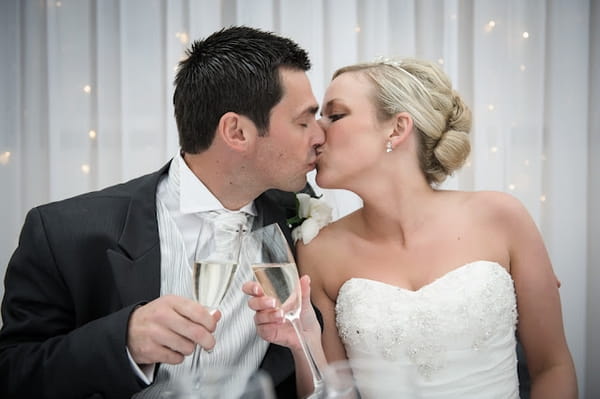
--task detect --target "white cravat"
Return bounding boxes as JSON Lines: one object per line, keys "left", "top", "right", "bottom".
{"left": 203, "top": 210, "right": 250, "bottom": 257}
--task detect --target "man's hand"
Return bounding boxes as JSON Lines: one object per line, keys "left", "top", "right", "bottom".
{"left": 127, "top": 295, "right": 221, "bottom": 365}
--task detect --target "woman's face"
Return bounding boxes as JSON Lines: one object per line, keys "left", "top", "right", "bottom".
{"left": 316, "top": 71, "right": 391, "bottom": 189}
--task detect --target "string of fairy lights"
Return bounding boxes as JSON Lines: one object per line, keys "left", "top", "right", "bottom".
{"left": 480, "top": 19, "right": 547, "bottom": 203}
{"left": 1, "top": 3, "right": 546, "bottom": 205}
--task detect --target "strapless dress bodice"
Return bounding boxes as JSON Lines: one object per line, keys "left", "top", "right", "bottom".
{"left": 335, "top": 260, "right": 519, "bottom": 398}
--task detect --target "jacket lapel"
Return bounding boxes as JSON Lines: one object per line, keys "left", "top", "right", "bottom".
{"left": 254, "top": 191, "right": 294, "bottom": 249}
{"left": 109, "top": 162, "right": 171, "bottom": 307}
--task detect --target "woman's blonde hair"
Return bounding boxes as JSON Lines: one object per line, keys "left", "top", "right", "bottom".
{"left": 333, "top": 58, "right": 472, "bottom": 185}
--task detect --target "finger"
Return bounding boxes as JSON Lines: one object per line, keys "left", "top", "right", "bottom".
{"left": 167, "top": 320, "right": 218, "bottom": 351}
{"left": 254, "top": 308, "right": 285, "bottom": 326}
{"left": 152, "top": 325, "right": 197, "bottom": 357}
{"left": 171, "top": 298, "right": 219, "bottom": 332}
{"left": 248, "top": 295, "right": 278, "bottom": 312}
{"left": 298, "top": 275, "right": 319, "bottom": 330}
{"left": 162, "top": 313, "right": 215, "bottom": 348}
{"left": 242, "top": 281, "right": 264, "bottom": 297}
{"left": 196, "top": 330, "right": 217, "bottom": 351}
{"left": 128, "top": 323, "right": 192, "bottom": 365}
{"left": 150, "top": 344, "right": 186, "bottom": 365}
{"left": 256, "top": 324, "right": 287, "bottom": 344}
{"left": 299, "top": 275, "right": 312, "bottom": 307}
{"left": 212, "top": 309, "right": 222, "bottom": 322}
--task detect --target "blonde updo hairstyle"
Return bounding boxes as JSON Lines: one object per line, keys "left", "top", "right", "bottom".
{"left": 332, "top": 58, "right": 472, "bottom": 185}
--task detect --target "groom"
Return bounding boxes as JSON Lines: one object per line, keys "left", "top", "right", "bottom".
{"left": 0, "top": 26, "right": 324, "bottom": 398}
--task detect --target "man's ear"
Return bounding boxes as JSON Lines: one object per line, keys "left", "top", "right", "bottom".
{"left": 217, "top": 112, "right": 255, "bottom": 151}
{"left": 389, "top": 112, "right": 414, "bottom": 148}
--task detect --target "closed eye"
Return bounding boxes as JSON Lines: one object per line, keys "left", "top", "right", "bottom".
{"left": 328, "top": 114, "right": 345, "bottom": 122}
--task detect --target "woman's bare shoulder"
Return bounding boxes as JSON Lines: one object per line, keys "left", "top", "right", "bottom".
{"left": 458, "top": 190, "right": 528, "bottom": 221}
{"left": 297, "top": 209, "right": 362, "bottom": 270}
{"left": 308, "top": 209, "right": 361, "bottom": 243}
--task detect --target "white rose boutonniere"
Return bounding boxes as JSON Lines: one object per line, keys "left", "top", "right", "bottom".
{"left": 288, "top": 193, "right": 333, "bottom": 245}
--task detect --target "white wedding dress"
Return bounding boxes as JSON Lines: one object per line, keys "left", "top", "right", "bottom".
{"left": 335, "top": 260, "right": 520, "bottom": 398}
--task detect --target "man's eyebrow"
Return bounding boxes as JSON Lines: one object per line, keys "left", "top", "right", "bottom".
{"left": 306, "top": 105, "right": 319, "bottom": 116}
{"left": 297, "top": 105, "right": 319, "bottom": 119}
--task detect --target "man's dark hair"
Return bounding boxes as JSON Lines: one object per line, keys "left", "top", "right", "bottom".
{"left": 173, "top": 26, "right": 311, "bottom": 153}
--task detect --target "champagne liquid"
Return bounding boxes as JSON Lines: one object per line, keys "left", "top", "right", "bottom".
{"left": 252, "top": 263, "right": 301, "bottom": 319}
{"left": 192, "top": 261, "right": 238, "bottom": 309}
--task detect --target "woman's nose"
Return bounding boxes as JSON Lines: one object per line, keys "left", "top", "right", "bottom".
{"left": 317, "top": 117, "right": 326, "bottom": 129}
{"left": 313, "top": 121, "right": 325, "bottom": 145}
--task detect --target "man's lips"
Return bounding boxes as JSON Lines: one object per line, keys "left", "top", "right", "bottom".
{"left": 308, "top": 147, "right": 324, "bottom": 169}
{"left": 314, "top": 147, "right": 324, "bottom": 160}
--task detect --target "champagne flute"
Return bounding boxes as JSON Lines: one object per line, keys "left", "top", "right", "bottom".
{"left": 322, "top": 360, "right": 360, "bottom": 399}
{"left": 190, "top": 217, "right": 243, "bottom": 374}
{"left": 245, "top": 223, "right": 324, "bottom": 397}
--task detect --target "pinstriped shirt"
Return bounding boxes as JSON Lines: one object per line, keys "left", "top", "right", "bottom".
{"left": 133, "top": 155, "right": 268, "bottom": 398}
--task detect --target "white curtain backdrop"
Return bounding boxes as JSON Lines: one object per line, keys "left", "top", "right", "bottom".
{"left": 1, "top": 0, "right": 597, "bottom": 396}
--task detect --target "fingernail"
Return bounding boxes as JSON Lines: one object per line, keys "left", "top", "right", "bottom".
{"left": 268, "top": 298, "right": 277, "bottom": 308}
{"left": 276, "top": 309, "right": 285, "bottom": 319}
{"left": 253, "top": 285, "right": 259, "bottom": 296}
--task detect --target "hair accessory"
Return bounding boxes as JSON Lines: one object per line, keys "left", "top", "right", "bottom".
{"left": 386, "top": 141, "right": 393, "bottom": 153}
{"left": 375, "top": 56, "right": 428, "bottom": 93}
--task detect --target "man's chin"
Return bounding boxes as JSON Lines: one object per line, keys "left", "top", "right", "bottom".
{"left": 278, "top": 177, "right": 308, "bottom": 193}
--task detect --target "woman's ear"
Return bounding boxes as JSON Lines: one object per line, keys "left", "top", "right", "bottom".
{"left": 389, "top": 112, "right": 414, "bottom": 148}
{"left": 217, "top": 112, "right": 255, "bottom": 151}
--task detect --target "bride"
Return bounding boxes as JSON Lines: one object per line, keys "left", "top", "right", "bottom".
{"left": 244, "top": 57, "right": 577, "bottom": 398}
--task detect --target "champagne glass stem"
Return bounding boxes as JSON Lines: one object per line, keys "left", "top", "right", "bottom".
{"left": 190, "top": 309, "right": 216, "bottom": 374}
{"left": 191, "top": 345, "right": 202, "bottom": 372}
{"left": 289, "top": 317, "right": 324, "bottom": 396}
{"left": 190, "top": 345, "right": 203, "bottom": 390}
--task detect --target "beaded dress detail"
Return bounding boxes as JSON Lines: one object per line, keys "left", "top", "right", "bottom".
{"left": 335, "top": 261, "right": 519, "bottom": 398}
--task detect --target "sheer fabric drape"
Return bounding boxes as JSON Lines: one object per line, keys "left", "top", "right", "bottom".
{"left": 1, "top": 0, "right": 597, "bottom": 396}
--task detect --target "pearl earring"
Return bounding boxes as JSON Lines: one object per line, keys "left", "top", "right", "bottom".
{"left": 386, "top": 141, "right": 393, "bottom": 153}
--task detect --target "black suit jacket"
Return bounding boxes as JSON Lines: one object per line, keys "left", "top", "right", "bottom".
{"left": 0, "top": 162, "right": 298, "bottom": 399}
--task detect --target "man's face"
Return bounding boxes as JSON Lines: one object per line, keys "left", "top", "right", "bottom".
{"left": 255, "top": 68, "right": 324, "bottom": 192}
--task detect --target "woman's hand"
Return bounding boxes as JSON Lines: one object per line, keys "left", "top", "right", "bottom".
{"left": 243, "top": 275, "right": 321, "bottom": 352}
